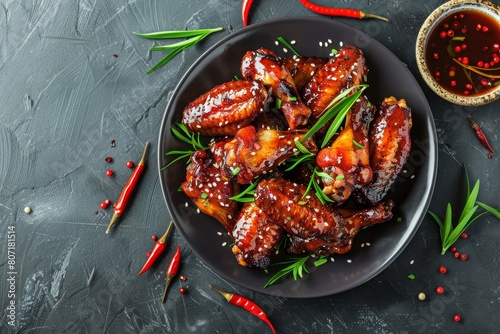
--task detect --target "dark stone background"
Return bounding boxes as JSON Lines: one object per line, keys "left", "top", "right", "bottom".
{"left": 1, "top": 1, "right": 499, "bottom": 333}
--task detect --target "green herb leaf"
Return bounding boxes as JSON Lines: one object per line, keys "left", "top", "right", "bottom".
{"left": 428, "top": 166, "right": 500, "bottom": 255}
{"left": 263, "top": 255, "right": 310, "bottom": 288}
{"left": 134, "top": 28, "right": 223, "bottom": 73}
{"left": 276, "top": 37, "right": 300, "bottom": 57}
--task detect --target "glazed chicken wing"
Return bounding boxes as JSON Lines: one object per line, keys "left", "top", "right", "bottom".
{"left": 222, "top": 125, "right": 318, "bottom": 184}
{"left": 254, "top": 178, "right": 347, "bottom": 242}
{"left": 316, "top": 96, "right": 375, "bottom": 203}
{"left": 241, "top": 47, "right": 311, "bottom": 129}
{"left": 282, "top": 56, "right": 328, "bottom": 91}
{"left": 287, "top": 200, "right": 394, "bottom": 255}
{"left": 181, "top": 140, "right": 239, "bottom": 233}
{"left": 232, "top": 202, "right": 283, "bottom": 269}
{"left": 302, "top": 46, "right": 368, "bottom": 125}
{"left": 354, "top": 97, "right": 412, "bottom": 206}
{"left": 182, "top": 80, "right": 268, "bottom": 136}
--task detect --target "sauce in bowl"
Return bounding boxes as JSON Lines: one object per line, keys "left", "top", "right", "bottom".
{"left": 425, "top": 9, "right": 500, "bottom": 97}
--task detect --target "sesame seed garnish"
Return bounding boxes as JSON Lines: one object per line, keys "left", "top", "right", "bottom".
{"left": 222, "top": 242, "right": 227, "bottom": 247}
{"left": 347, "top": 259, "right": 352, "bottom": 263}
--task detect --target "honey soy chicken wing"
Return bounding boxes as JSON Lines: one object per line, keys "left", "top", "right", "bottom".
{"left": 316, "top": 96, "right": 375, "bottom": 203}
{"left": 254, "top": 178, "right": 347, "bottom": 243}
{"left": 231, "top": 202, "right": 283, "bottom": 269}
{"left": 181, "top": 140, "right": 239, "bottom": 233}
{"left": 241, "top": 47, "right": 311, "bottom": 129}
{"left": 182, "top": 80, "right": 268, "bottom": 137}
{"left": 302, "top": 46, "right": 368, "bottom": 125}
{"left": 221, "top": 125, "right": 318, "bottom": 184}
{"left": 354, "top": 97, "right": 413, "bottom": 206}
{"left": 288, "top": 200, "right": 394, "bottom": 255}
{"left": 282, "top": 56, "right": 328, "bottom": 91}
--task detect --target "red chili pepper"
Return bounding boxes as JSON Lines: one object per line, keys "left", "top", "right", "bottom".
{"left": 106, "top": 142, "right": 149, "bottom": 233}
{"left": 299, "top": 0, "right": 388, "bottom": 22}
{"left": 242, "top": 0, "right": 253, "bottom": 27}
{"left": 138, "top": 221, "right": 174, "bottom": 275}
{"left": 161, "top": 245, "right": 181, "bottom": 303}
{"left": 210, "top": 285, "right": 276, "bottom": 334}
{"left": 468, "top": 115, "right": 494, "bottom": 153}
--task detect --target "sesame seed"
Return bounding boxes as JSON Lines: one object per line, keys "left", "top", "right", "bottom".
{"left": 347, "top": 259, "right": 352, "bottom": 263}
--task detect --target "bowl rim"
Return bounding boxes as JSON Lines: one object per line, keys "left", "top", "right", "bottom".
{"left": 416, "top": 0, "right": 500, "bottom": 106}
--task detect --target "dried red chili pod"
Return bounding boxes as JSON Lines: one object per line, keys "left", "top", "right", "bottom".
{"left": 468, "top": 115, "right": 494, "bottom": 153}
{"left": 106, "top": 142, "right": 149, "bottom": 233}
{"left": 138, "top": 221, "right": 174, "bottom": 275}
{"left": 242, "top": 0, "right": 253, "bottom": 26}
{"left": 210, "top": 285, "right": 276, "bottom": 334}
{"left": 299, "top": 0, "right": 388, "bottom": 21}
{"left": 162, "top": 245, "right": 181, "bottom": 303}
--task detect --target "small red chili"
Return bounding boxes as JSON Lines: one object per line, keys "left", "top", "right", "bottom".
{"left": 138, "top": 221, "right": 174, "bottom": 275}
{"left": 242, "top": 0, "right": 253, "bottom": 27}
{"left": 126, "top": 161, "right": 135, "bottom": 169}
{"left": 299, "top": 0, "right": 388, "bottom": 21}
{"left": 210, "top": 285, "right": 276, "bottom": 334}
{"left": 106, "top": 142, "right": 149, "bottom": 233}
{"left": 439, "top": 266, "right": 447, "bottom": 274}
{"left": 162, "top": 245, "right": 181, "bottom": 303}
{"left": 468, "top": 115, "right": 494, "bottom": 153}
{"left": 106, "top": 169, "right": 114, "bottom": 177}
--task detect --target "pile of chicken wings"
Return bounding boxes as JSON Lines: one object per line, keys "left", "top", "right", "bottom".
{"left": 178, "top": 45, "right": 412, "bottom": 269}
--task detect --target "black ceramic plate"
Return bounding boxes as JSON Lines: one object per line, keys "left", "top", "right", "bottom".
{"left": 158, "top": 17, "right": 437, "bottom": 298}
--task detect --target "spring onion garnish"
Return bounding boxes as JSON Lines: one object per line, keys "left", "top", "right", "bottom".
{"left": 300, "top": 84, "right": 368, "bottom": 147}
{"left": 263, "top": 254, "right": 328, "bottom": 288}
{"left": 229, "top": 177, "right": 261, "bottom": 203}
{"left": 134, "top": 27, "right": 223, "bottom": 74}
{"left": 428, "top": 166, "right": 500, "bottom": 255}
{"left": 162, "top": 122, "right": 208, "bottom": 169}
{"left": 276, "top": 37, "right": 301, "bottom": 57}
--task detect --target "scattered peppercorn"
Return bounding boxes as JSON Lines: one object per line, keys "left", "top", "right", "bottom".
{"left": 152, "top": 235, "right": 158, "bottom": 241}
{"left": 146, "top": 252, "right": 151, "bottom": 257}
{"left": 111, "top": 140, "right": 116, "bottom": 147}
{"left": 418, "top": 292, "right": 426, "bottom": 301}
{"left": 126, "top": 161, "right": 135, "bottom": 169}
{"left": 113, "top": 54, "right": 118, "bottom": 58}
{"left": 454, "top": 252, "right": 460, "bottom": 258}
{"left": 180, "top": 275, "right": 187, "bottom": 281}
{"left": 105, "top": 156, "right": 113, "bottom": 163}
{"left": 454, "top": 314, "right": 461, "bottom": 322}
{"left": 461, "top": 232, "right": 468, "bottom": 239}
{"left": 106, "top": 169, "right": 114, "bottom": 177}
{"left": 460, "top": 253, "right": 467, "bottom": 261}
{"left": 436, "top": 286, "right": 445, "bottom": 294}
{"left": 104, "top": 199, "right": 111, "bottom": 205}
{"left": 100, "top": 202, "right": 108, "bottom": 209}
{"left": 450, "top": 246, "right": 457, "bottom": 252}
{"left": 439, "top": 266, "right": 447, "bottom": 274}
{"left": 95, "top": 210, "right": 99, "bottom": 215}
{"left": 179, "top": 287, "right": 187, "bottom": 294}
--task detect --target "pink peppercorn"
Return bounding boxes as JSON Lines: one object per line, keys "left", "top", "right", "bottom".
{"left": 439, "top": 266, "right": 447, "bottom": 274}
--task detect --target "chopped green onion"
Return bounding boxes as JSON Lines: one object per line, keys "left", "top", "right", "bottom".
{"left": 276, "top": 37, "right": 300, "bottom": 57}
{"left": 352, "top": 140, "right": 365, "bottom": 149}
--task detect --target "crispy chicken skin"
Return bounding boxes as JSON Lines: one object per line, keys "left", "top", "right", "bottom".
{"left": 231, "top": 202, "right": 283, "bottom": 269}
{"left": 287, "top": 200, "right": 394, "bottom": 255}
{"left": 354, "top": 97, "right": 412, "bottom": 206}
{"left": 222, "top": 125, "right": 318, "bottom": 184}
{"left": 181, "top": 140, "right": 239, "bottom": 233}
{"left": 182, "top": 80, "right": 268, "bottom": 136}
{"left": 254, "top": 178, "right": 347, "bottom": 242}
{"left": 316, "top": 96, "right": 375, "bottom": 203}
{"left": 241, "top": 47, "right": 311, "bottom": 129}
{"left": 302, "top": 46, "right": 368, "bottom": 125}
{"left": 282, "top": 56, "right": 329, "bottom": 91}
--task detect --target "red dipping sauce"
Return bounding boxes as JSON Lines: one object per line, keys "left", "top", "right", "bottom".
{"left": 425, "top": 9, "right": 500, "bottom": 97}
